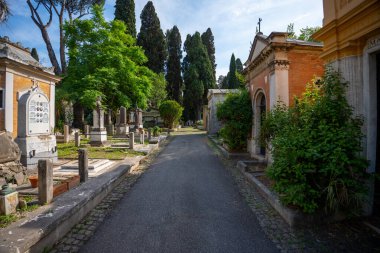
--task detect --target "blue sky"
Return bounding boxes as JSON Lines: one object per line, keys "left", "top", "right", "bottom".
{"left": 0, "top": 0, "right": 323, "bottom": 77}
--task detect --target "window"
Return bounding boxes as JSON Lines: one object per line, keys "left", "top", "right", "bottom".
{"left": 0, "top": 89, "right": 3, "bottom": 109}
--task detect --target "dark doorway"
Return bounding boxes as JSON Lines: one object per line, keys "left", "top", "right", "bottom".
{"left": 375, "top": 52, "right": 380, "bottom": 215}
{"left": 259, "top": 95, "right": 266, "bottom": 155}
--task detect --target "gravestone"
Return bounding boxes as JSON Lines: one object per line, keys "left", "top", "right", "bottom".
{"left": 116, "top": 106, "right": 129, "bottom": 136}
{"left": 89, "top": 97, "right": 108, "bottom": 146}
{"left": 105, "top": 110, "right": 114, "bottom": 136}
{"left": 15, "top": 87, "right": 58, "bottom": 169}
{"left": 38, "top": 159, "right": 53, "bottom": 204}
{"left": 135, "top": 108, "right": 143, "bottom": 129}
{"left": 129, "top": 132, "right": 134, "bottom": 150}
{"left": 0, "top": 185, "right": 18, "bottom": 215}
{"left": 84, "top": 125, "right": 90, "bottom": 138}
{"left": 64, "top": 125, "right": 70, "bottom": 143}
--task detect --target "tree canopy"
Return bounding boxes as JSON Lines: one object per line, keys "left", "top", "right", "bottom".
{"left": 137, "top": 1, "right": 167, "bottom": 74}
{"left": 61, "top": 5, "right": 154, "bottom": 111}
{"left": 228, "top": 53, "right": 239, "bottom": 89}
{"left": 31, "top": 48, "right": 39, "bottom": 62}
{"left": 114, "top": 0, "right": 136, "bottom": 37}
{"left": 201, "top": 28, "right": 216, "bottom": 82}
{"left": 159, "top": 100, "right": 183, "bottom": 129}
{"left": 0, "top": 0, "right": 10, "bottom": 23}
{"left": 286, "top": 23, "right": 321, "bottom": 42}
{"left": 166, "top": 25, "right": 183, "bottom": 104}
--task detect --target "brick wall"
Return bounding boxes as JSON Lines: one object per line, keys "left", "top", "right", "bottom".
{"left": 249, "top": 68, "right": 270, "bottom": 110}
{"left": 288, "top": 50, "right": 324, "bottom": 106}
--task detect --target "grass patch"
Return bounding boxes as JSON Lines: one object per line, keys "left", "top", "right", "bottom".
{"left": 0, "top": 214, "right": 18, "bottom": 228}
{"left": 58, "top": 141, "right": 145, "bottom": 159}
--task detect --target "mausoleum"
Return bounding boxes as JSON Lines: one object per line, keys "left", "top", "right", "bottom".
{"left": 0, "top": 36, "right": 61, "bottom": 169}
{"left": 243, "top": 32, "right": 324, "bottom": 160}
{"left": 313, "top": 0, "right": 380, "bottom": 215}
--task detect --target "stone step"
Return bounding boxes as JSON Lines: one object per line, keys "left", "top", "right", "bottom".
{"left": 58, "top": 159, "right": 115, "bottom": 173}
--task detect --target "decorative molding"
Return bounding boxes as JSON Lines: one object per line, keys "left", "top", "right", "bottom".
{"left": 269, "top": 60, "right": 290, "bottom": 71}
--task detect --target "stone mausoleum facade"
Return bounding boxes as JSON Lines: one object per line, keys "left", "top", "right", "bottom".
{"left": 205, "top": 89, "right": 239, "bottom": 135}
{"left": 313, "top": 0, "right": 380, "bottom": 215}
{"left": 0, "top": 37, "right": 61, "bottom": 169}
{"left": 243, "top": 32, "right": 324, "bottom": 160}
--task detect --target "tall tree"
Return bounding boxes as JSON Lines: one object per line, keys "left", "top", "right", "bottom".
{"left": 201, "top": 28, "right": 216, "bottom": 82}
{"left": 31, "top": 48, "right": 39, "bottom": 62}
{"left": 298, "top": 26, "right": 321, "bottom": 42}
{"left": 114, "top": 0, "right": 136, "bottom": 37}
{"left": 137, "top": 1, "right": 167, "bottom": 73}
{"left": 228, "top": 53, "right": 239, "bottom": 89}
{"left": 62, "top": 6, "right": 154, "bottom": 112}
{"left": 166, "top": 25, "right": 183, "bottom": 104}
{"left": 0, "top": 0, "right": 10, "bottom": 23}
{"left": 27, "top": 0, "right": 103, "bottom": 75}
{"left": 183, "top": 32, "right": 214, "bottom": 121}
{"left": 236, "top": 58, "right": 243, "bottom": 73}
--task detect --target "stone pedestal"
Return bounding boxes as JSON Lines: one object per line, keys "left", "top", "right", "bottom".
{"left": 90, "top": 128, "right": 108, "bottom": 146}
{"left": 116, "top": 124, "right": 129, "bottom": 136}
{"left": 15, "top": 136, "right": 58, "bottom": 169}
{"left": 106, "top": 125, "right": 115, "bottom": 136}
{"left": 0, "top": 191, "right": 18, "bottom": 215}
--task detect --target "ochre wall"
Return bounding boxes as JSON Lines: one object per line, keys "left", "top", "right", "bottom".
{"left": 288, "top": 50, "right": 324, "bottom": 106}
{"left": 12, "top": 75, "right": 51, "bottom": 138}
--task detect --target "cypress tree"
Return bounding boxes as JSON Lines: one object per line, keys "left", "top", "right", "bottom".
{"left": 114, "top": 0, "right": 136, "bottom": 37}
{"left": 166, "top": 25, "right": 183, "bottom": 104}
{"left": 183, "top": 32, "right": 214, "bottom": 121}
{"left": 236, "top": 58, "right": 243, "bottom": 73}
{"left": 201, "top": 28, "right": 216, "bottom": 82}
{"left": 137, "top": 1, "right": 167, "bottom": 73}
{"left": 31, "top": 48, "right": 39, "bottom": 62}
{"left": 228, "top": 53, "right": 239, "bottom": 89}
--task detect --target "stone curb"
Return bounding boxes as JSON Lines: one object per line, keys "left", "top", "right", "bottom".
{"left": 238, "top": 161, "right": 345, "bottom": 228}
{"left": 0, "top": 144, "right": 158, "bottom": 253}
{"left": 207, "top": 136, "right": 250, "bottom": 160}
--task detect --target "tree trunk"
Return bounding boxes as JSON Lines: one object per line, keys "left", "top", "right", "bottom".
{"left": 59, "top": 12, "right": 66, "bottom": 74}
{"left": 40, "top": 27, "right": 62, "bottom": 75}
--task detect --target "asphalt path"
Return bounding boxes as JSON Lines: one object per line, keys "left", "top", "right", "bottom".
{"left": 80, "top": 133, "right": 278, "bottom": 253}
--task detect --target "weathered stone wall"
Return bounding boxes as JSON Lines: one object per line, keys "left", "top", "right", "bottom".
{"left": 0, "top": 131, "right": 27, "bottom": 185}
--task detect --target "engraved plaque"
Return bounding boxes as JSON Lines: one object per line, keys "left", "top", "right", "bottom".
{"left": 27, "top": 93, "right": 50, "bottom": 135}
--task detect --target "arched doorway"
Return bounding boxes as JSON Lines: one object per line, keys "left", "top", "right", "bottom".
{"left": 254, "top": 91, "right": 266, "bottom": 156}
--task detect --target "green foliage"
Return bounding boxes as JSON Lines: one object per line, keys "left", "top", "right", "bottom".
{"left": 235, "top": 58, "right": 243, "bottom": 73}
{"left": 152, "top": 126, "right": 161, "bottom": 136}
{"left": 201, "top": 28, "right": 216, "bottom": 81}
{"left": 0, "top": 214, "right": 17, "bottom": 228}
{"left": 31, "top": 48, "right": 39, "bottom": 62}
{"left": 216, "top": 89, "right": 252, "bottom": 151}
{"left": 286, "top": 23, "right": 321, "bottom": 42}
{"left": 261, "top": 67, "right": 368, "bottom": 214}
{"left": 159, "top": 100, "right": 183, "bottom": 129}
{"left": 228, "top": 53, "right": 239, "bottom": 89}
{"left": 149, "top": 73, "right": 167, "bottom": 109}
{"left": 298, "top": 26, "right": 321, "bottom": 42}
{"left": 183, "top": 32, "right": 214, "bottom": 121}
{"left": 62, "top": 5, "right": 154, "bottom": 111}
{"left": 114, "top": 0, "right": 136, "bottom": 37}
{"left": 137, "top": 1, "right": 167, "bottom": 74}
{"left": 166, "top": 25, "right": 183, "bottom": 104}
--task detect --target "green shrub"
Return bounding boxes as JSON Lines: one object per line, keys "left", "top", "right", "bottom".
{"left": 261, "top": 67, "right": 368, "bottom": 214}
{"left": 216, "top": 89, "right": 252, "bottom": 151}
{"left": 152, "top": 126, "right": 161, "bottom": 137}
{"left": 159, "top": 100, "right": 183, "bottom": 129}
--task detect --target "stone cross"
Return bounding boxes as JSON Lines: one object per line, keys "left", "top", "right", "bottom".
{"left": 258, "top": 18, "right": 262, "bottom": 33}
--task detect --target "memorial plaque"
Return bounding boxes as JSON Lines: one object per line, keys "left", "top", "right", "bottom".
{"left": 28, "top": 93, "right": 50, "bottom": 135}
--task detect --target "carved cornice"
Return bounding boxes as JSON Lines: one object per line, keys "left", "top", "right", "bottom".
{"left": 269, "top": 60, "right": 290, "bottom": 71}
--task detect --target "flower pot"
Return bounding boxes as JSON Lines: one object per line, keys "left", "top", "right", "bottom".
{"left": 29, "top": 176, "right": 38, "bottom": 188}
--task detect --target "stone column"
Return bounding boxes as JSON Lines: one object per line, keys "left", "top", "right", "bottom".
{"left": 129, "top": 132, "right": 134, "bottom": 150}
{"left": 38, "top": 159, "right": 53, "bottom": 204}
{"left": 78, "top": 149, "right": 88, "bottom": 182}
{"left": 64, "top": 125, "right": 70, "bottom": 143}
{"left": 148, "top": 128, "right": 152, "bottom": 140}
{"left": 75, "top": 132, "right": 80, "bottom": 147}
